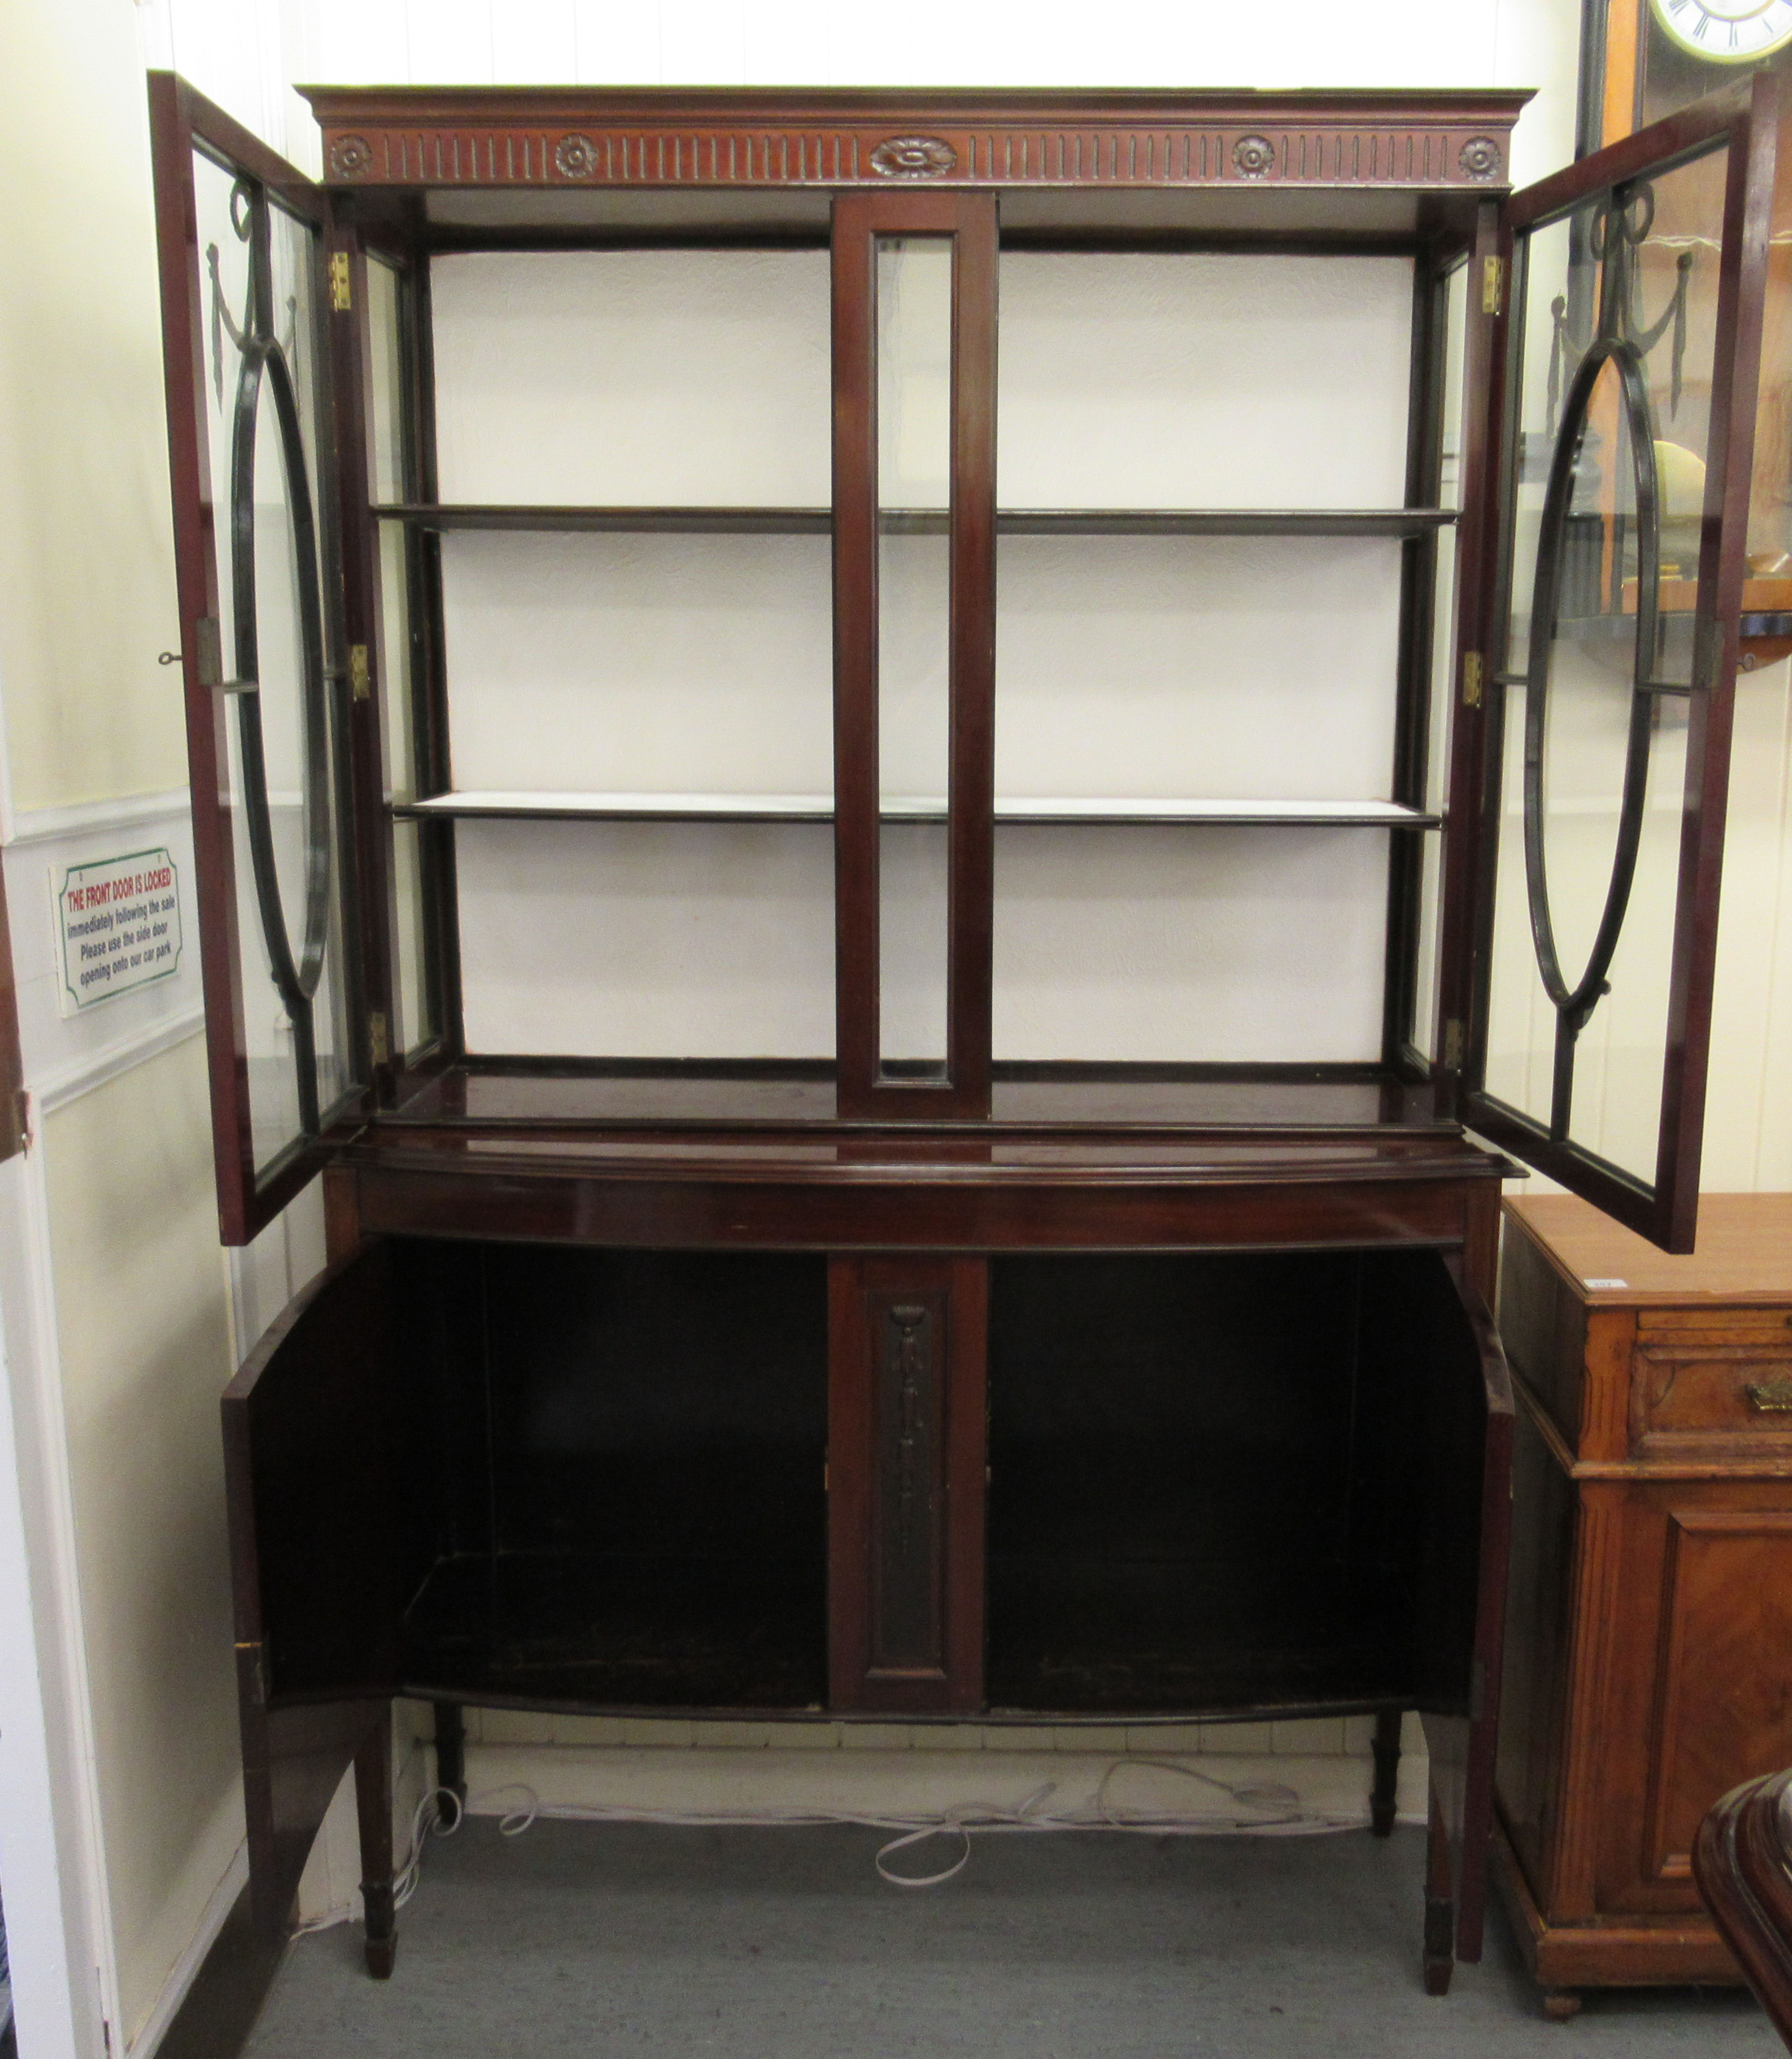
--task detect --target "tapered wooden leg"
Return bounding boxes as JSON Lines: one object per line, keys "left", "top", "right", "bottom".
{"left": 434, "top": 1701, "right": 467, "bottom": 1807}
{"left": 1542, "top": 1990, "right": 1583, "bottom": 2021}
{"left": 1423, "top": 1787, "right": 1454, "bottom": 1996}
{"left": 354, "top": 1705, "right": 397, "bottom": 1980}
{"left": 1370, "top": 1709, "right": 1401, "bottom": 1838}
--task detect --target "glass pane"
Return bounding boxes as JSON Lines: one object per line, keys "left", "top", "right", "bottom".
{"left": 1412, "top": 258, "right": 1471, "bottom": 1063}
{"left": 1486, "top": 145, "right": 1730, "bottom": 1182}
{"left": 366, "top": 256, "right": 438, "bottom": 1059}
{"left": 365, "top": 253, "right": 406, "bottom": 506}
{"left": 877, "top": 236, "right": 952, "bottom": 1075}
{"left": 1748, "top": 106, "right": 1792, "bottom": 598}
{"left": 194, "top": 149, "right": 353, "bottom": 1171}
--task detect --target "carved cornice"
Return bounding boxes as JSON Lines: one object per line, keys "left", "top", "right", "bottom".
{"left": 300, "top": 87, "right": 1527, "bottom": 192}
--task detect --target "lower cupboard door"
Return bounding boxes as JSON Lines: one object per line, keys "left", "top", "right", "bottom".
{"left": 221, "top": 1241, "right": 403, "bottom": 1934}
{"left": 1360, "top": 1249, "right": 1515, "bottom": 1962}
{"left": 1591, "top": 1483, "right": 1792, "bottom": 1915}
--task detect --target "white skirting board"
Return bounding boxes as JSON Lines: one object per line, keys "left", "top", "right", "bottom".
{"left": 443, "top": 1718, "right": 1432, "bottom": 1839}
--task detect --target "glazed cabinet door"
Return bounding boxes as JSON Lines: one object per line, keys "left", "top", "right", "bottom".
{"left": 832, "top": 193, "right": 997, "bottom": 1119}
{"left": 827, "top": 1256, "right": 988, "bottom": 1711}
{"left": 149, "top": 75, "right": 371, "bottom": 1242}
{"left": 1452, "top": 70, "right": 1784, "bottom": 1251}
{"left": 222, "top": 1242, "right": 403, "bottom": 1936}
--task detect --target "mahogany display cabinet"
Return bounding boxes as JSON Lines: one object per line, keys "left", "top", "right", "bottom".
{"left": 146, "top": 68, "right": 1790, "bottom": 1991}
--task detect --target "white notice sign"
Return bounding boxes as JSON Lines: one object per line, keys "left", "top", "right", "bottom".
{"left": 55, "top": 847, "right": 183, "bottom": 1014}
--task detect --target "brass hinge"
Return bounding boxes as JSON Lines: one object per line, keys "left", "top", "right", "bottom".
{"left": 1442, "top": 1018, "right": 1465, "bottom": 1071}
{"left": 1482, "top": 255, "right": 1504, "bottom": 317}
{"left": 369, "top": 1010, "right": 390, "bottom": 1067}
{"left": 329, "top": 250, "right": 352, "bottom": 312}
{"left": 234, "top": 1639, "right": 266, "bottom": 1703}
{"left": 1462, "top": 651, "right": 1483, "bottom": 708}
{"left": 349, "top": 644, "right": 370, "bottom": 700}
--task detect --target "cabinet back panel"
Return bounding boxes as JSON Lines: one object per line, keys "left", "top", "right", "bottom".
{"left": 994, "top": 534, "right": 1402, "bottom": 800}
{"left": 431, "top": 249, "right": 831, "bottom": 505}
{"left": 394, "top": 1244, "right": 829, "bottom": 1708}
{"left": 453, "top": 818, "right": 1388, "bottom": 1062}
{"left": 438, "top": 532, "right": 1403, "bottom": 803}
{"left": 991, "top": 824, "right": 1389, "bottom": 1062}
{"left": 454, "top": 818, "right": 1390, "bottom": 1062}
{"left": 455, "top": 819, "right": 836, "bottom": 1057}
{"left": 441, "top": 532, "right": 834, "bottom": 794}
{"left": 986, "top": 1251, "right": 1387, "bottom": 1710}
{"left": 476, "top": 1247, "right": 827, "bottom": 1555}
{"left": 986, "top": 1249, "right": 1482, "bottom": 1713}
{"left": 996, "top": 252, "right": 1413, "bottom": 509}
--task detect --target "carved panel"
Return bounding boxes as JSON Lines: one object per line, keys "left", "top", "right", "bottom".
{"left": 826, "top": 1255, "right": 987, "bottom": 1714}
{"left": 1644, "top": 1509, "right": 1792, "bottom": 1882}
{"left": 871, "top": 1293, "right": 947, "bottom": 1672}
{"left": 307, "top": 95, "right": 1523, "bottom": 192}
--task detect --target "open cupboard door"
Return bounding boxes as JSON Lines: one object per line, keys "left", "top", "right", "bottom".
{"left": 1446, "top": 69, "right": 1784, "bottom": 1254}
{"left": 222, "top": 1242, "right": 402, "bottom": 1948}
{"left": 149, "top": 76, "right": 374, "bottom": 1243}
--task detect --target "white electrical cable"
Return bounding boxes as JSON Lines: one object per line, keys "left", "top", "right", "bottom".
{"left": 300, "top": 1755, "right": 1370, "bottom": 1932}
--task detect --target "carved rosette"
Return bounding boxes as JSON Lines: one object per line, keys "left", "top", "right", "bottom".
{"left": 555, "top": 134, "right": 598, "bottom": 179}
{"left": 1232, "top": 134, "right": 1277, "bottom": 179}
{"left": 870, "top": 135, "right": 957, "bottom": 179}
{"left": 1459, "top": 136, "right": 1502, "bottom": 182}
{"left": 327, "top": 134, "right": 372, "bottom": 179}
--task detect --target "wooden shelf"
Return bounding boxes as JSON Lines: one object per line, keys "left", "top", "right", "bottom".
{"left": 373, "top": 502, "right": 1458, "bottom": 539}
{"left": 395, "top": 791, "right": 1441, "bottom": 828}
{"left": 374, "top": 503, "right": 832, "bottom": 534}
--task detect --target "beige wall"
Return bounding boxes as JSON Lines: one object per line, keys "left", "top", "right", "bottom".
{"left": 0, "top": 2, "right": 245, "bottom": 2049}
{"left": 0, "top": 0, "right": 186, "bottom": 813}
{"left": 41, "top": 1036, "right": 241, "bottom": 2044}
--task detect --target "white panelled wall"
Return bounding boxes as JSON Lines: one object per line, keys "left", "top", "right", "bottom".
{"left": 5, "top": 1, "right": 1786, "bottom": 2053}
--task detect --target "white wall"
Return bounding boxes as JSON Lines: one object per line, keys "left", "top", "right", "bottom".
{"left": 135, "top": 0, "right": 1580, "bottom": 186}
{"left": 0, "top": 5, "right": 287, "bottom": 2054}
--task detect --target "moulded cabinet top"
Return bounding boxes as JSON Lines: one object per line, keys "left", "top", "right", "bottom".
{"left": 299, "top": 84, "right": 1531, "bottom": 238}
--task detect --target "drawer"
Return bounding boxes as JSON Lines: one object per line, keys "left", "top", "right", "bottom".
{"left": 1632, "top": 1338, "right": 1792, "bottom": 1455}
{"left": 1636, "top": 1307, "right": 1792, "bottom": 1342}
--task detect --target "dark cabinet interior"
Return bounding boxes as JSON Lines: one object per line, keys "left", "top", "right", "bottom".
{"left": 987, "top": 1250, "right": 1489, "bottom": 1719}
{"left": 237, "top": 1239, "right": 1500, "bottom": 1735}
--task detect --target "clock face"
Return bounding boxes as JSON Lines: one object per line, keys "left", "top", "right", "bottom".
{"left": 1649, "top": 0, "right": 1792, "bottom": 63}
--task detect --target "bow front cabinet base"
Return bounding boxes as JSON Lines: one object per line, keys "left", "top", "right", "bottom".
{"left": 145, "top": 69, "right": 1792, "bottom": 2000}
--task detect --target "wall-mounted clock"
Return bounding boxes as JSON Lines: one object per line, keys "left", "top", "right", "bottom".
{"left": 1647, "top": 0, "right": 1792, "bottom": 64}
{"left": 1581, "top": 0, "right": 1792, "bottom": 155}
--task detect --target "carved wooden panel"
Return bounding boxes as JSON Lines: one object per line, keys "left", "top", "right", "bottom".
{"left": 872, "top": 1293, "right": 947, "bottom": 1671}
{"left": 302, "top": 89, "right": 1526, "bottom": 193}
{"left": 827, "top": 1255, "right": 987, "bottom": 1713}
{"left": 1644, "top": 1509, "right": 1792, "bottom": 1882}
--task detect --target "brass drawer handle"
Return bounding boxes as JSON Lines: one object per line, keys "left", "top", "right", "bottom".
{"left": 1746, "top": 1377, "right": 1792, "bottom": 1412}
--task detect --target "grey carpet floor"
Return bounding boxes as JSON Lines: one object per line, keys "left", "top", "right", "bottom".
{"left": 245, "top": 1820, "right": 1777, "bottom": 2057}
